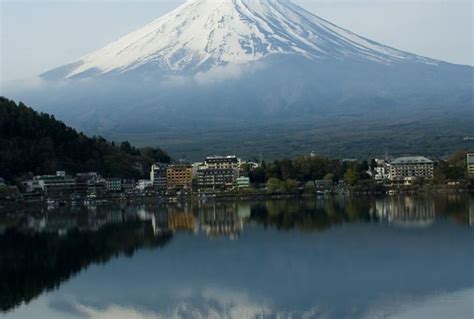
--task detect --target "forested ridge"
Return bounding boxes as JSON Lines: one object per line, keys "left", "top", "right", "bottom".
{"left": 0, "top": 97, "right": 170, "bottom": 181}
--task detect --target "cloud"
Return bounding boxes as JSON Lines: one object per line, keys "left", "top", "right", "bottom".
{"left": 47, "top": 286, "right": 329, "bottom": 319}
{"left": 160, "top": 61, "right": 267, "bottom": 88}
{"left": 360, "top": 288, "right": 474, "bottom": 319}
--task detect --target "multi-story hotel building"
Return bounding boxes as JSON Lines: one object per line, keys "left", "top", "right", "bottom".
{"left": 195, "top": 155, "right": 241, "bottom": 191}
{"left": 202, "top": 155, "right": 241, "bottom": 170}
{"left": 388, "top": 156, "right": 434, "bottom": 181}
{"left": 166, "top": 164, "right": 193, "bottom": 189}
{"left": 197, "top": 168, "right": 239, "bottom": 191}
{"left": 150, "top": 163, "right": 168, "bottom": 191}
{"left": 23, "top": 171, "right": 76, "bottom": 195}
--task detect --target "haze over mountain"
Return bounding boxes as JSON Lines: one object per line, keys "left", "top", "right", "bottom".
{"left": 4, "top": 0, "right": 473, "bottom": 159}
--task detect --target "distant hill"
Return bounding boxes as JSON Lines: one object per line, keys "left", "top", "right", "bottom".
{"left": 0, "top": 97, "right": 170, "bottom": 182}
{"left": 5, "top": 0, "right": 471, "bottom": 160}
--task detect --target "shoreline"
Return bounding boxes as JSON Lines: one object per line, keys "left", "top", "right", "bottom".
{"left": 1, "top": 186, "right": 472, "bottom": 212}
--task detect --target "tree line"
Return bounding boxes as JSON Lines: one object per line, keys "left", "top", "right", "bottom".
{"left": 241, "top": 151, "right": 471, "bottom": 189}
{"left": 241, "top": 156, "right": 371, "bottom": 188}
{"left": 0, "top": 97, "right": 170, "bottom": 182}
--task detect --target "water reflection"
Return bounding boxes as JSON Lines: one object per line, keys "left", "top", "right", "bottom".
{"left": 375, "top": 197, "right": 436, "bottom": 227}
{"left": 0, "top": 195, "right": 473, "bottom": 318}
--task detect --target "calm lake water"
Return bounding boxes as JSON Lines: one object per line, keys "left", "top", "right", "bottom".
{"left": 1, "top": 195, "right": 473, "bottom": 319}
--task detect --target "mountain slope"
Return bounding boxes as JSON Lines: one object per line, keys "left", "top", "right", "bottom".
{"left": 43, "top": 0, "right": 437, "bottom": 80}
{"left": 0, "top": 97, "right": 170, "bottom": 181}
{"left": 7, "top": 0, "right": 473, "bottom": 159}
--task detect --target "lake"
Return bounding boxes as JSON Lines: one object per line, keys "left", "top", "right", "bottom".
{"left": 1, "top": 195, "right": 473, "bottom": 319}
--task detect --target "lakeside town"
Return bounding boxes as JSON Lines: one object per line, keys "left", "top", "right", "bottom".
{"left": 1, "top": 152, "right": 473, "bottom": 207}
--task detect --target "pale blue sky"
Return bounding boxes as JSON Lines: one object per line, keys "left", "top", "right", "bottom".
{"left": 0, "top": 0, "right": 472, "bottom": 83}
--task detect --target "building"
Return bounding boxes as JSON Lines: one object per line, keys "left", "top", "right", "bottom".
{"left": 167, "top": 164, "right": 193, "bottom": 189}
{"left": 122, "top": 179, "right": 136, "bottom": 193}
{"left": 314, "top": 180, "right": 332, "bottom": 189}
{"left": 467, "top": 153, "right": 474, "bottom": 178}
{"left": 388, "top": 156, "right": 434, "bottom": 182}
{"left": 0, "top": 178, "right": 5, "bottom": 187}
{"left": 197, "top": 168, "right": 239, "bottom": 191}
{"left": 236, "top": 176, "right": 250, "bottom": 189}
{"left": 150, "top": 163, "right": 168, "bottom": 192}
{"left": 105, "top": 178, "right": 122, "bottom": 192}
{"left": 76, "top": 172, "right": 106, "bottom": 196}
{"left": 372, "top": 159, "right": 390, "bottom": 181}
{"left": 202, "top": 155, "right": 241, "bottom": 170}
{"left": 136, "top": 179, "right": 153, "bottom": 191}
{"left": 23, "top": 171, "right": 76, "bottom": 195}
{"left": 241, "top": 161, "right": 260, "bottom": 169}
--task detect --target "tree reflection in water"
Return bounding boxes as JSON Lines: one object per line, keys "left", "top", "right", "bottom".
{"left": 0, "top": 208, "right": 172, "bottom": 313}
{"left": 0, "top": 194, "right": 471, "bottom": 313}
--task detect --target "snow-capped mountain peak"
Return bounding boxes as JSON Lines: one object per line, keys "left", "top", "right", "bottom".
{"left": 52, "top": 0, "right": 436, "bottom": 79}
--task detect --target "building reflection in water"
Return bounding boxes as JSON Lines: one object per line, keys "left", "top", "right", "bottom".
{"left": 154, "top": 202, "right": 243, "bottom": 239}
{"left": 470, "top": 197, "right": 474, "bottom": 227}
{"left": 198, "top": 202, "right": 243, "bottom": 239}
{"left": 375, "top": 196, "right": 436, "bottom": 227}
{"left": 1, "top": 195, "right": 471, "bottom": 314}
{"left": 7, "top": 195, "right": 471, "bottom": 239}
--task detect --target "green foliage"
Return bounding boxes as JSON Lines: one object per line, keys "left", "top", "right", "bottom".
{"left": 343, "top": 168, "right": 359, "bottom": 186}
{"left": 264, "top": 155, "right": 342, "bottom": 183}
{"left": 434, "top": 151, "right": 468, "bottom": 183}
{"left": 248, "top": 166, "right": 266, "bottom": 184}
{"left": 285, "top": 179, "right": 299, "bottom": 193}
{"left": 304, "top": 181, "right": 315, "bottom": 192}
{"left": 0, "top": 186, "right": 18, "bottom": 200}
{"left": 266, "top": 177, "right": 285, "bottom": 193}
{"left": 323, "top": 173, "right": 335, "bottom": 182}
{"left": 0, "top": 97, "right": 170, "bottom": 181}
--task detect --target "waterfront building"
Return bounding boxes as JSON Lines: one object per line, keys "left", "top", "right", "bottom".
{"left": 236, "top": 176, "right": 250, "bottom": 189}
{"left": 150, "top": 163, "right": 168, "bottom": 192}
{"left": 167, "top": 164, "right": 193, "bottom": 189}
{"left": 370, "top": 159, "right": 390, "bottom": 181}
{"left": 23, "top": 171, "right": 76, "bottom": 195}
{"left": 202, "top": 155, "right": 241, "bottom": 170}
{"left": 105, "top": 178, "right": 122, "bottom": 192}
{"left": 314, "top": 180, "right": 332, "bottom": 189}
{"left": 467, "top": 153, "right": 474, "bottom": 178}
{"left": 75, "top": 172, "right": 107, "bottom": 196}
{"left": 197, "top": 168, "right": 239, "bottom": 191}
{"left": 136, "top": 180, "right": 153, "bottom": 191}
{"left": 121, "top": 179, "right": 136, "bottom": 193}
{"left": 388, "top": 156, "right": 434, "bottom": 182}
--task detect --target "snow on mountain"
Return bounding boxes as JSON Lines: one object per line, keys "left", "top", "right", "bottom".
{"left": 58, "top": 0, "right": 437, "bottom": 79}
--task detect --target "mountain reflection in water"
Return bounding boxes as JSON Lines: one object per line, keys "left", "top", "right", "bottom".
{"left": 0, "top": 195, "right": 472, "bottom": 319}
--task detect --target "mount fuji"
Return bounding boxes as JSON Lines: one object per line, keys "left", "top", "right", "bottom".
{"left": 43, "top": 0, "right": 437, "bottom": 79}
{"left": 6, "top": 0, "right": 474, "bottom": 158}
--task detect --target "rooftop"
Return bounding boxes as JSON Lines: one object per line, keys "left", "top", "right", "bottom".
{"left": 391, "top": 156, "right": 433, "bottom": 165}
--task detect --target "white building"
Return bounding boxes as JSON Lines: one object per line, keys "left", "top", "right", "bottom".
{"left": 372, "top": 159, "right": 390, "bottom": 181}
{"left": 202, "top": 155, "right": 241, "bottom": 170}
{"left": 388, "top": 156, "right": 434, "bottom": 182}
{"left": 150, "top": 163, "right": 168, "bottom": 191}
{"left": 23, "top": 171, "right": 76, "bottom": 194}
{"left": 136, "top": 179, "right": 153, "bottom": 191}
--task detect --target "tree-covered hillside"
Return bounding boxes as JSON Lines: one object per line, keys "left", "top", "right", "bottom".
{"left": 0, "top": 97, "right": 170, "bottom": 182}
